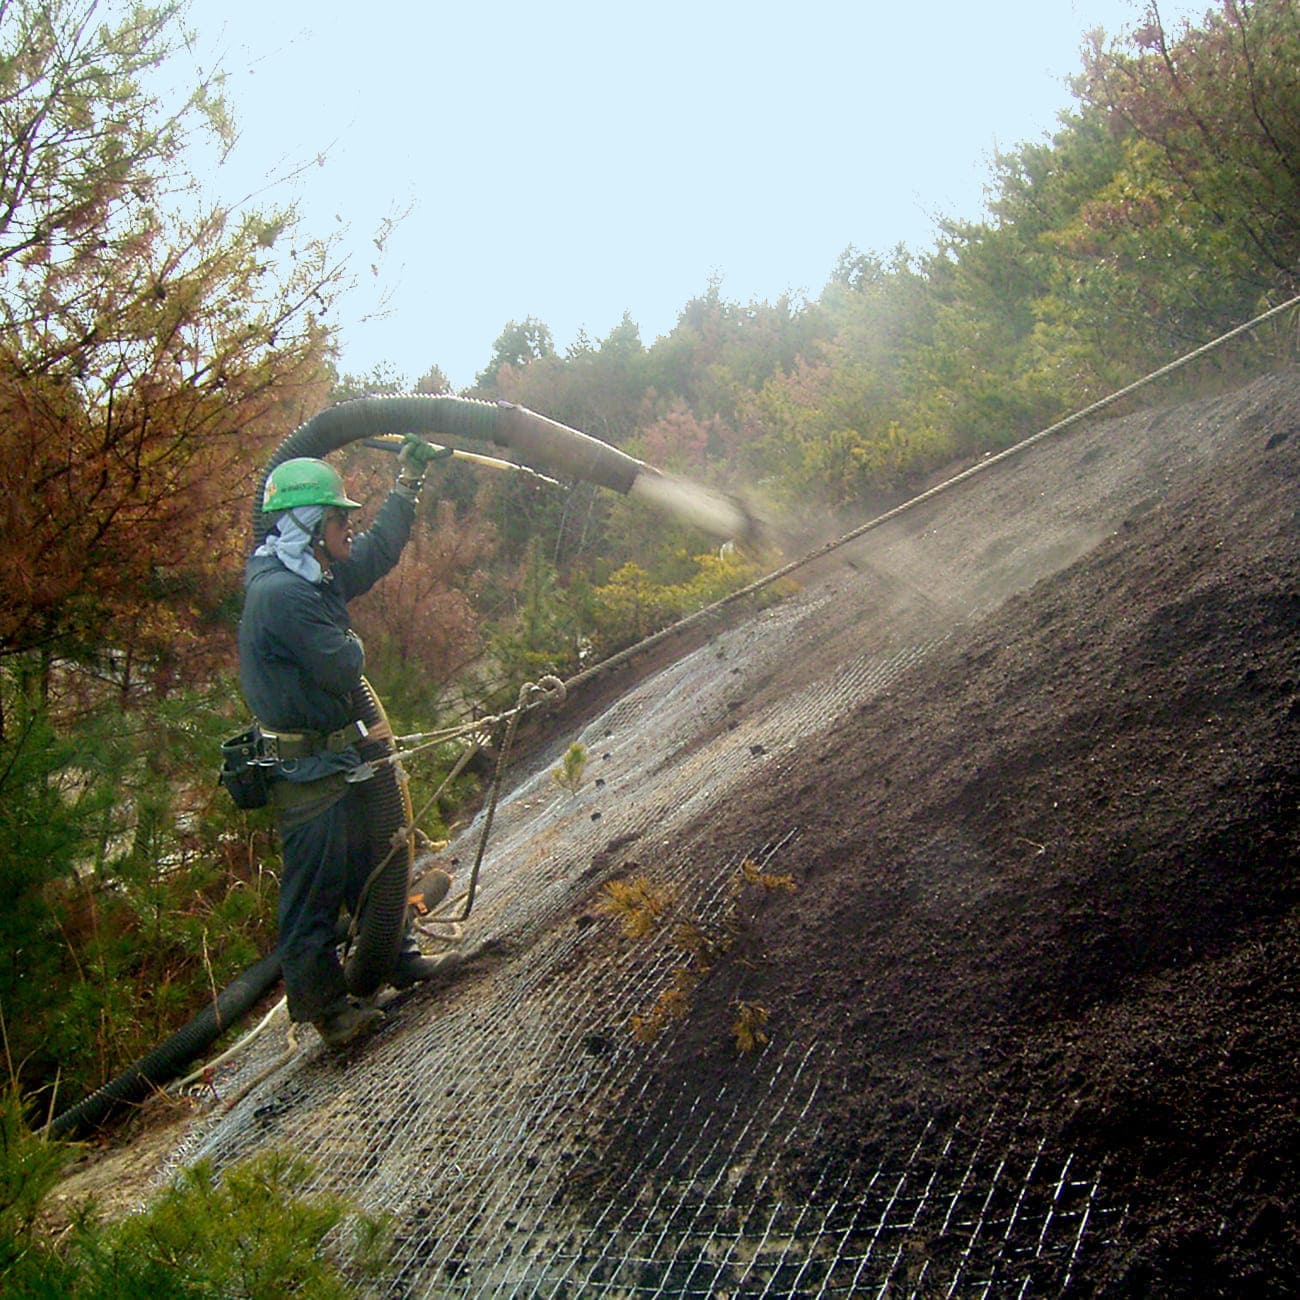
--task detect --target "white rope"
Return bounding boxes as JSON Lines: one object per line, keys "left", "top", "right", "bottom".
{"left": 169, "top": 996, "right": 289, "bottom": 1094}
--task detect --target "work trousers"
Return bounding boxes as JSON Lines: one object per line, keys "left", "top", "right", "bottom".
{"left": 277, "top": 785, "right": 376, "bottom": 1023}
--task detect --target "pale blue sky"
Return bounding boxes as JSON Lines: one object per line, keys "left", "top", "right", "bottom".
{"left": 178, "top": 0, "right": 1205, "bottom": 390}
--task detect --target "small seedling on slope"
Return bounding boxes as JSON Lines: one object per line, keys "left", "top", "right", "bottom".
{"left": 603, "top": 859, "right": 792, "bottom": 1051}
{"left": 735, "top": 857, "right": 797, "bottom": 894}
{"left": 672, "top": 919, "right": 727, "bottom": 966}
{"left": 551, "top": 742, "right": 589, "bottom": 795}
{"left": 630, "top": 968, "right": 700, "bottom": 1043}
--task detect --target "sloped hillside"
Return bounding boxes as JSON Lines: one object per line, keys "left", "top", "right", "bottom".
{"left": 586, "top": 372, "right": 1299, "bottom": 1294}
{"left": 54, "top": 371, "right": 1297, "bottom": 1298}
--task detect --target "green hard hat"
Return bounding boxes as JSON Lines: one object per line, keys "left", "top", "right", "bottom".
{"left": 262, "top": 458, "right": 362, "bottom": 514}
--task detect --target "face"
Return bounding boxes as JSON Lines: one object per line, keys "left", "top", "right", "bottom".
{"left": 317, "top": 507, "right": 355, "bottom": 565}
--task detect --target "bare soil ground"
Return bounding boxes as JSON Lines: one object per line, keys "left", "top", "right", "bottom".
{"left": 583, "top": 373, "right": 1299, "bottom": 1295}
{"left": 41, "top": 1094, "right": 201, "bottom": 1229}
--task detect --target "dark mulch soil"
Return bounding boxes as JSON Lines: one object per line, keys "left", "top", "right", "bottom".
{"left": 578, "top": 375, "right": 1299, "bottom": 1295}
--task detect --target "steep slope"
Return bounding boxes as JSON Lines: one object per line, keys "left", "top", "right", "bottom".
{"left": 587, "top": 374, "right": 1299, "bottom": 1294}
{"left": 71, "top": 370, "right": 1297, "bottom": 1298}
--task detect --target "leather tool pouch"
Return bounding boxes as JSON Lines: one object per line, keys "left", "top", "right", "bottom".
{"left": 218, "top": 727, "right": 271, "bottom": 810}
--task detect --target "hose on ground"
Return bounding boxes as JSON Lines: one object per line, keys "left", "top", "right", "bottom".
{"left": 45, "top": 950, "right": 283, "bottom": 1141}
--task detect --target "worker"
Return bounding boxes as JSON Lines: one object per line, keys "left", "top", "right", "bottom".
{"left": 238, "top": 441, "right": 445, "bottom": 1048}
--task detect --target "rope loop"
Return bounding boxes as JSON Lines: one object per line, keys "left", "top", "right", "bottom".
{"left": 519, "top": 674, "right": 566, "bottom": 710}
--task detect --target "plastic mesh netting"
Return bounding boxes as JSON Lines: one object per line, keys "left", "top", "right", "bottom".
{"left": 157, "top": 396, "right": 1244, "bottom": 1296}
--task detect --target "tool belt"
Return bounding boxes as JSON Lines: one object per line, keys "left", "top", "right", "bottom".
{"left": 217, "top": 719, "right": 369, "bottom": 811}
{"left": 257, "top": 718, "right": 370, "bottom": 761}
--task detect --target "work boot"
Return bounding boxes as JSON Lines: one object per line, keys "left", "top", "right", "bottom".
{"left": 392, "top": 948, "right": 464, "bottom": 989}
{"left": 313, "top": 997, "right": 383, "bottom": 1049}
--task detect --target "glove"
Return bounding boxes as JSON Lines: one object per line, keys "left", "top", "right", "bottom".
{"left": 399, "top": 435, "right": 453, "bottom": 474}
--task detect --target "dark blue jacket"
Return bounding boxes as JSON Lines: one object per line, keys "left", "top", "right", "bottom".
{"left": 238, "top": 491, "right": 414, "bottom": 736}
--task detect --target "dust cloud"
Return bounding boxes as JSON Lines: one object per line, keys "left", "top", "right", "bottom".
{"left": 628, "top": 468, "right": 759, "bottom": 543}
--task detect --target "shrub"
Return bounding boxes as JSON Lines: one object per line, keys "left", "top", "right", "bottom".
{"left": 0, "top": 1088, "right": 389, "bottom": 1297}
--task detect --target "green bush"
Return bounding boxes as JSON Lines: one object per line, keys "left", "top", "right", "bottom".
{"left": 0, "top": 1089, "right": 388, "bottom": 1297}
{"left": 587, "top": 549, "right": 763, "bottom": 658}
{"left": 0, "top": 682, "right": 280, "bottom": 1118}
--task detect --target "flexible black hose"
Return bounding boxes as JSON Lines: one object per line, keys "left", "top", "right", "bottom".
{"left": 251, "top": 395, "right": 503, "bottom": 546}
{"left": 46, "top": 950, "right": 283, "bottom": 1141}
{"left": 250, "top": 394, "right": 644, "bottom": 548}
{"left": 342, "top": 680, "right": 412, "bottom": 996}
